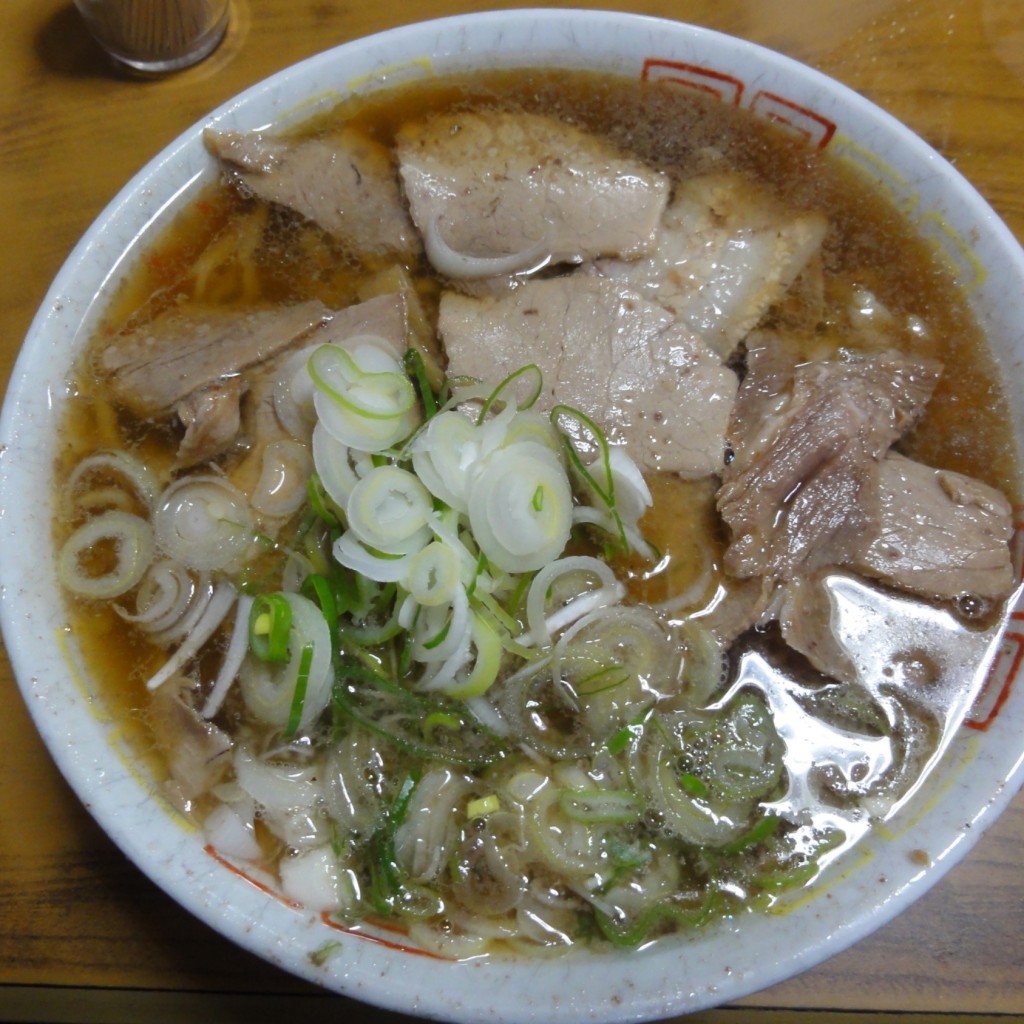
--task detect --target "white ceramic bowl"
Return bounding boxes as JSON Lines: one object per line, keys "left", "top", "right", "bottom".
{"left": 3, "top": 10, "right": 1024, "bottom": 1022}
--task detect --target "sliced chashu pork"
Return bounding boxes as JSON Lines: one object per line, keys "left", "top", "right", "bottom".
{"left": 98, "top": 300, "right": 332, "bottom": 421}
{"left": 439, "top": 275, "right": 736, "bottom": 477}
{"left": 718, "top": 338, "right": 943, "bottom": 580}
{"left": 777, "top": 444, "right": 1015, "bottom": 659}
{"left": 204, "top": 126, "right": 421, "bottom": 260}
{"left": 773, "top": 451, "right": 1015, "bottom": 684}
{"left": 849, "top": 452, "right": 1014, "bottom": 601}
{"left": 99, "top": 293, "right": 411, "bottom": 465}
{"left": 592, "top": 173, "right": 827, "bottom": 359}
{"left": 396, "top": 111, "right": 670, "bottom": 282}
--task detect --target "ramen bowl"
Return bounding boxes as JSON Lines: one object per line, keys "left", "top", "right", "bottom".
{"left": 2, "top": 9, "right": 1023, "bottom": 1022}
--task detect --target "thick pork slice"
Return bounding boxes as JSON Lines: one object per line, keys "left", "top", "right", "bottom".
{"left": 176, "top": 378, "right": 244, "bottom": 466}
{"left": 717, "top": 339, "right": 942, "bottom": 580}
{"left": 439, "top": 275, "right": 737, "bottom": 477}
{"left": 204, "top": 127, "right": 420, "bottom": 259}
{"left": 593, "top": 173, "right": 827, "bottom": 359}
{"left": 850, "top": 452, "right": 1014, "bottom": 601}
{"left": 396, "top": 111, "right": 670, "bottom": 281}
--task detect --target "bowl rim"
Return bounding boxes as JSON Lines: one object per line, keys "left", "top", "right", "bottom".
{"left": 3, "top": 9, "right": 1024, "bottom": 1022}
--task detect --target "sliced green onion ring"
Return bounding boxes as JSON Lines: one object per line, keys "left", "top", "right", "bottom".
{"left": 58, "top": 510, "right": 154, "bottom": 599}
{"left": 309, "top": 342, "right": 420, "bottom": 453}
{"left": 65, "top": 450, "right": 161, "bottom": 510}
{"left": 249, "top": 593, "right": 293, "bottom": 662}
{"left": 522, "top": 555, "right": 625, "bottom": 648}
{"left": 346, "top": 464, "right": 433, "bottom": 555}
{"left": 406, "top": 541, "right": 462, "bottom": 607}
{"left": 466, "top": 446, "right": 573, "bottom": 573}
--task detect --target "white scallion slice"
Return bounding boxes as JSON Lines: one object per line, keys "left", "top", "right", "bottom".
{"left": 410, "top": 410, "right": 479, "bottom": 512}
{"left": 233, "top": 745, "right": 322, "bottom": 814}
{"left": 273, "top": 343, "right": 322, "bottom": 440}
{"left": 522, "top": 555, "right": 625, "bottom": 648}
{"left": 115, "top": 558, "right": 194, "bottom": 634}
{"left": 202, "top": 593, "right": 255, "bottom": 719}
{"left": 346, "top": 464, "right": 433, "bottom": 556}
{"left": 467, "top": 447, "right": 573, "bottom": 573}
{"left": 423, "top": 215, "right": 551, "bottom": 280}
{"left": 249, "top": 439, "right": 312, "bottom": 519}
{"left": 65, "top": 450, "right": 161, "bottom": 510}
{"left": 559, "top": 788, "right": 644, "bottom": 824}
{"left": 406, "top": 541, "right": 462, "bottom": 607}
{"left": 145, "top": 581, "right": 237, "bottom": 691}
{"left": 58, "top": 510, "right": 154, "bottom": 600}
{"left": 332, "top": 531, "right": 415, "bottom": 584}
{"left": 152, "top": 475, "right": 254, "bottom": 572}
{"left": 312, "top": 423, "right": 366, "bottom": 508}
{"left": 309, "top": 342, "right": 419, "bottom": 453}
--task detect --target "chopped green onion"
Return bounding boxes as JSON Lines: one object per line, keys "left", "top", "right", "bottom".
{"left": 283, "top": 643, "right": 314, "bottom": 739}
{"left": 476, "top": 363, "right": 543, "bottom": 424}
{"left": 551, "top": 403, "right": 629, "bottom": 552}
{"left": 300, "top": 573, "right": 338, "bottom": 630}
{"left": 551, "top": 404, "right": 615, "bottom": 507}
{"left": 441, "top": 611, "right": 503, "bottom": 699}
{"left": 679, "top": 773, "right": 709, "bottom": 799}
{"left": 331, "top": 659, "right": 505, "bottom": 767}
{"left": 466, "top": 794, "right": 501, "bottom": 819}
{"left": 721, "top": 814, "right": 782, "bottom": 856}
{"left": 249, "top": 593, "right": 292, "bottom": 662}
{"left": 594, "top": 890, "right": 718, "bottom": 947}
{"left": 421, "top": 614, "right": 452, "bottom": 651}
{"left": 573, "top": 663, "right": 631, "bottom": 696}
{"left": 404, "top": 347, "right": 439, "bottom": 419}
{"left": 464, "top": 547, "right": 489, "bottom": 599}
{"left": 306, "top": 474, "right": 340, "bottom": 527}
{"left": 422, "top": 710, "right": 461, "bottom": 742}
{"left": 606, "top": 708, "right": 652, "bottom": 754}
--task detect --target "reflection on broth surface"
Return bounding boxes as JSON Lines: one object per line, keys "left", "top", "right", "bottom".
{"left": 54, "top": 68, "right": 1020, "bottom": 956}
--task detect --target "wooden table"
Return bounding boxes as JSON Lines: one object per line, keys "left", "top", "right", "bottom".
{"left": 1, "top": 1, "right": 1022, "bottom": 1021}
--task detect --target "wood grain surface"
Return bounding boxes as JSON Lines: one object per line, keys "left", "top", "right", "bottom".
{"left": 2, "top": 1, "right": 1023, "bottom": 1021}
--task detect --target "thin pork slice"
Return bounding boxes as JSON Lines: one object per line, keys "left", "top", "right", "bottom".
{"left": 98, "top": 300, "right": 332, "bottom": 419}
{"left": 204, "top": 127, "right": 421, "bottom": 259}
{"left": 594, "top": 173, "right": 827, "bottom": 359}
{"left": 439, "top": 275, "right": 736, "bottom": 477}
{"left": 396, "top": 111, "right": 669, "bottom": 281}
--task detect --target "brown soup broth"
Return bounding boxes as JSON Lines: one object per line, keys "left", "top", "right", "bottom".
{"left": 53, "top": 68, "right": 1020, "bottom": 952}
